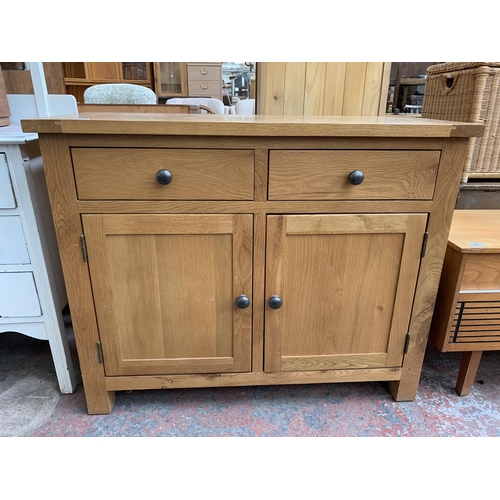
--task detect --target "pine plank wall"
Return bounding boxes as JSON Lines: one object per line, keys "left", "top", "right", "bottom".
{"left": 257, "top": 62, "right": 391, "bottom": 116}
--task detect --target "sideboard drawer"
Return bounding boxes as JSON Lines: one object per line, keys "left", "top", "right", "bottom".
{"left": 268, "top": 150, "right": 440, "bottom": 200}
{"left": 72, "top": 148, "right": 255, "bottom": 201}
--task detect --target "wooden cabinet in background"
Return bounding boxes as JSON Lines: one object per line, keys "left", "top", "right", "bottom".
{"left": 154, "top": 62, "right": 222, "bottom": 101}
{"left": 187, "top": 63, "right": 222, "bottom": 100}
{"left": 154, "top": 62, "right": 188, "bottom": 99}
{"left": 62, "top": 62, "right": 153, "bottom": 103}
{"left": 21, "top": 113, "right": 483, "bottom": 414}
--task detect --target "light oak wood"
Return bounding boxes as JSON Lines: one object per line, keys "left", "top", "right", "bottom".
{"left": 268, "top": 150, "right": 440, "bottom": 200}
{"left": 461, "top": 254, "right": 500, "bottom": 290}
{"left": 448, "top": 210, "right": 500, "bottom": 253}
{"left": 72, "top": 148, "right": 255, "bottom": 201}
{"left": 389, "top": 138, "right": 470, "bottom": 401}
{"left": 22, "top": 113, "right": 484, "bottom": 138}
{"left": 82, "top": 214, "right": 252, "bottom": 376}
{"left": 105, "top": 367, "right": 402, "bottom": 391}
{"left": 265, "top": 214, "right": 426, "bottom": 372}
{"left": 37, "top": 135, "right": 115, "bottom": 414}
{"left": 258, "top": 62, "right": 392, "bottom": 117}
{"left": 429, "top": 210, "right": 500, "bottom": 396}
{"left": 23, "top": 115, "right": 480, "bottom": 413}
{"left": 456, "top": 351, "right": 483, "bottom": 396}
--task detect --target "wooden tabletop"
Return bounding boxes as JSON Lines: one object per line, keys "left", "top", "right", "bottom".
{"left": 448, "top": 210, "right": 500, "bottom": 253}
{"left": 20, "top": 113, "right": 485, "bottom": 138}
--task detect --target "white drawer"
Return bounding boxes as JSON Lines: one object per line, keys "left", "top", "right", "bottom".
{"left": 0, "top": 272, "right": 42, "bottom": 317}
{"left": 188, "top": 64, "right": 221, "bottom": 82}
{"left": 0, "top": 216, "right": 30, "bottom": 264}
{"left": 0, "top": 154, "right": 17, "bottom": 209}
{"left": 188, "top": 80, "right": 221, "bottom": 97}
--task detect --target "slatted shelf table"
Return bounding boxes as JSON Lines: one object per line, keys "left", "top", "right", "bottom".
{"left": 429, "top": 209, "right": 500, "bottom": 395}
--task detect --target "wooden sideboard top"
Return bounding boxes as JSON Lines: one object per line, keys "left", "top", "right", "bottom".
{"left": 448, "top": 210, "right": 500, "bottom": 254}
{"left": 21, "top": 113, "right": 485, "bottom": 138}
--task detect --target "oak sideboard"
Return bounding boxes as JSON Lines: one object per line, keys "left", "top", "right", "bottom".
{"left": 21, "top": 113, "right": 483, "bottom": 414}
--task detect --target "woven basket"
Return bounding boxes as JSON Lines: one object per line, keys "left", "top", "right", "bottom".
{"left": 422, "top": 62, "right": 500, "bottom": 183}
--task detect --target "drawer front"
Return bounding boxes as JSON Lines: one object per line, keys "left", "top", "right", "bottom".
{"left": 188, "top": 80, "right": 221, "bottom": 97}
{"left": 188, "top": 64, "right": 221, "bottom": 82}
{"left": 461, "top": 254, "right": 500, "bottom": 291}
{"left": 72, "top": 148, "right": 254, "bottom": 201}
{"left": 268, "top": 150, "right": 440, "bottom": 200}
{"left": 0, "top": 153, "right": 17, "bottom": 208}
{"left": 0, "top": 272, "right": 42, "bottom": 317}
{"left": 0, "top": 216, "right": 30, "bottom": 264}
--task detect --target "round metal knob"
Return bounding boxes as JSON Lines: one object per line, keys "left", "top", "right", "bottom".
{"left": 236, "top": 294, "right": 250, "bottom": 309}
{"left": 348, "top": 170, "right": 364, "bottom": 185}
{"left": 156, "top": 169, "right": 172, "bottom": 185}
{"left": 269, "top": 295, "right": 282, "bottom": 309}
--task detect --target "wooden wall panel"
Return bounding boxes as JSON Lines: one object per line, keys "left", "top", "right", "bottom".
{"left": 257, "top": 62, "right": 391, "bottom": 117}
{"left": 342, "top": 62, "right": 367, "bottom": 116}
{"left": 303, "top": 63, "right": 327, "bottom": 115}
{"left": 283, "top": 62, "right": 306, "bottom": 115}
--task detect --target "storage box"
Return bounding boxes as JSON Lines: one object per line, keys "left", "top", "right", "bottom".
{"left": 422, "top": 62, "right": 500, "bottom": 182}
{"left": 0, "top": 70, "right": 11, "bottom": 126}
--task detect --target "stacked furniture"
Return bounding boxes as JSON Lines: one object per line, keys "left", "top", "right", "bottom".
{"left": 21, "top": 113, "right": 483, "bottom": 414}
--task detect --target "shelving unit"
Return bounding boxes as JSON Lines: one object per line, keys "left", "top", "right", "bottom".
{"left": 62, "top": 63, "right": 153, "bottom": 103}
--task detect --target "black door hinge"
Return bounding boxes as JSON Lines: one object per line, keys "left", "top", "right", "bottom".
{"left": 80, "top": 234, "right": 88, "bottom": 262}
{"left": 97, "top": 341, "right": 103, "bottom": 364}
{"left": 404, "top": 333, "right": 411, "bottom": 354}
{"left": 421, "top": 232, "right": 429, "bottom": 258}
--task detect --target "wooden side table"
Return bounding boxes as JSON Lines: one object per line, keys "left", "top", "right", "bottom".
{"left": 429, "top": 210, "right": 500, "bottom": 395}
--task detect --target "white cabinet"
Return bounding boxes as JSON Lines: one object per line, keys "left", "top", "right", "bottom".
{"left": 0, "top": 126, "right": 76, "bottom": 393}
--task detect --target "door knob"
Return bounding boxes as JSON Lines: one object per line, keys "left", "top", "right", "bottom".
{"left": 236, "top": 294, "right": 250, "bottom": 309}
{"left": 348, "top": 170, "right": 364, "bottom": 185}
{"left": 156, "top": 169, "right": 172, "bottom": 185}
{"left": 269, "top": 295, "right": 282, "bottom": 309}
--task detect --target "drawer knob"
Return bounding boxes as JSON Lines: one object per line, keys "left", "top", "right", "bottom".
{"left": 269, "top": 295, "right": 282, "bottom": 309}
{"left": 348, "top": 170, "right": 364, "bottom": 185}
{"left": 236, "top": 294, "right": 250, "bottom": 309}
{"left": 156, "top": 169, "right": 172, "bottom": 185}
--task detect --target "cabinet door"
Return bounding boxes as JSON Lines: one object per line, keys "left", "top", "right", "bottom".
{"left": 154, "top": 62, "right": 188, "bottom": 96}
{"left": 87, "top": 62, "right": 121, "bottom": 82}
{"left": 265, "top": 214, "right": 427, "bottom": 372}
{"left": 82, "top": 214, "right": 252, "bottom": 376}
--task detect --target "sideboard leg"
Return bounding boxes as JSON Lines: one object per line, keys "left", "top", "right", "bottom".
{"left": 455, "top": 351, "right": 482, "bottom": 396}
{"left": 85, "top": 390, "right": 116, "bottom": 415}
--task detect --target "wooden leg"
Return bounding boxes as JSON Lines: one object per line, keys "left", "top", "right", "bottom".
{"left": 455, "top": 351, "right": 483, "bottom": 396}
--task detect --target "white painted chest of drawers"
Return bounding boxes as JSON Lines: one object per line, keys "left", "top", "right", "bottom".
{"left": 0, "top": 126, "right": 76, "bottom": 393}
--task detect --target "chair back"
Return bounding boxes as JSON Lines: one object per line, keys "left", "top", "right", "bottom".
{"left": 84, "top": 84, "right": 157, "bottom": 104}
{"left": 166, "top": 97, "right": 226, "bottom": 114}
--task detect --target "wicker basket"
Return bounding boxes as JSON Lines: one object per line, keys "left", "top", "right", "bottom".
{"left": 422, "top": 62, "right": 500, "bottom": 183}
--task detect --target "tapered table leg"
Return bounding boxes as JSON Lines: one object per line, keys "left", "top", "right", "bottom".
{"left": 456, "top": 351, "right": 483, "bottom": 396}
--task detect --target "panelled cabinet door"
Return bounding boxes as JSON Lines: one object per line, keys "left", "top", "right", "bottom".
{"left": 265, "top": 214, "right": 427, "bottom": 372}
{"left": 82, "top": 214, "right": 252, "bottom": 376}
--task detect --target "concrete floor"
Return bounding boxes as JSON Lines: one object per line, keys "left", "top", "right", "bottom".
{"left": 2, "top": 315, "right": 500, "bottom": 437}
